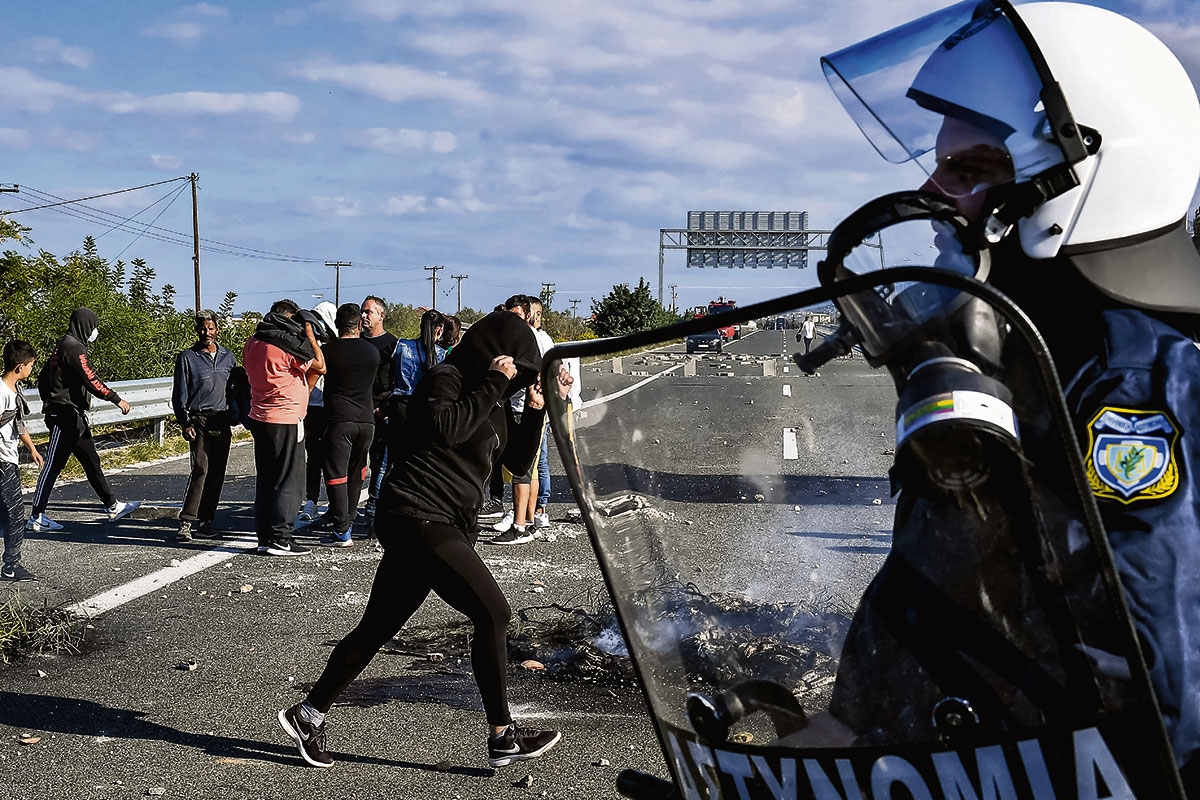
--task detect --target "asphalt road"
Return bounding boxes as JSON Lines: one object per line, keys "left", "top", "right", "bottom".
{"left": 0, "top": 329, "right": 897, "bottom": 800}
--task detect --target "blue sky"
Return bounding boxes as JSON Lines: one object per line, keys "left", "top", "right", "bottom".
{"left": 3, "top": 0, "right": 1198, "bottom": 317}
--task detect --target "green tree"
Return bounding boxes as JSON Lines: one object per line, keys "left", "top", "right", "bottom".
{"left": 540, "top": 309, "right": 595, "bottom": 343}
{"left": 590, "top": 278, "right": 679, "bottom": 337}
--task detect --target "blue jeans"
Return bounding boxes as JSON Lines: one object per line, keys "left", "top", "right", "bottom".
{"left": 366, "top": 432, "right": 388, "bottom": 514}
{"left": 536, "top": 427, "right": 550, "bottom": 509}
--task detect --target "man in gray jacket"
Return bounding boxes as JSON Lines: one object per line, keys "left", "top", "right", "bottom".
{"left": 171, "top": 310, "right": 237, "bottom": 542}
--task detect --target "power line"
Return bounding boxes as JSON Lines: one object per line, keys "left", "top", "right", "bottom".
{"left": 10, "top": 184, "right": 323, "bottom": 263}
{"left": 2, "top": 176, "right": 189, "bottom": 214}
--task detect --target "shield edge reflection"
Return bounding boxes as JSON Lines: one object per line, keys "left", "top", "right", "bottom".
{"left": 540, "top": 268, "right": 1182, "bottom": 799}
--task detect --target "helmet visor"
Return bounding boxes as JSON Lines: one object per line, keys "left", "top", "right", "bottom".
{"left": 821, "top": 0, "right": 1061, "bottom": 196}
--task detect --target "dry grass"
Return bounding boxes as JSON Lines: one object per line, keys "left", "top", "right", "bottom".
{"left": 0, "top": 591, "right": 86, "bottom": 664}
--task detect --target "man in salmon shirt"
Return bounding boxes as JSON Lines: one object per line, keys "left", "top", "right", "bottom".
{"left": 243, "top": 299, "right": 326, "bottom": 556}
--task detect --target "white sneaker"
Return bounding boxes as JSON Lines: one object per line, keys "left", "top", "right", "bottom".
{"left": 533, "top": 512, "right": 550, "bottom": 529}
{"left": 26, "top": 513, "right": 64, "bottom": 532}
{"left": 491, "top": 511, "right": 514, "bottom": 532}
{"left": 298, "top": 500, "right": 317, "bottom": 521}
{"left": 107, "top": 500, "right": 140, "bottom": 522}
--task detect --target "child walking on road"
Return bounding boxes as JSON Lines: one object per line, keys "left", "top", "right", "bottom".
{"left": 1, "top": 341, "right": 45, "bottom": 582}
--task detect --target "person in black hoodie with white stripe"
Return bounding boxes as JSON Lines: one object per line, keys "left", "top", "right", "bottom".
{"left": 28, "top": 307, "right": 140, "bottom": 533}
{"left": 279, "top": 310, "right": 573, "bottom": 770}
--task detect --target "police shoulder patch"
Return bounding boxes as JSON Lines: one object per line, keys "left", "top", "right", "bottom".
{"left": 1085, "top": 406, "right": 1181, "bottom": 504}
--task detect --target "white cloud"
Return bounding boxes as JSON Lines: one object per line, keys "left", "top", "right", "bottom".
{"left": 305, "top": 196, "right": 363, "bottom": 217}
{"left": 284, "top": 131, "right": 317, "bottom": 144}
{"left": 314, "top": 0, "right": 464, "bottom": 22}
{"left": 41, "top": 128, "right": 101, "bottom": 153}
{"left": 0, "top": 68, "right": 300, "bottom": 122}
{"left": 0, "top": 129, "right": 31, "bottom": 149}
{"left": 0, "top": 68, "right": 79, "bottom": 112}
{"left": 24, "top": 37, "right": 93, "bottom": 69}
{"left": 144, "top": 22, "right": 206, "bottom": 43}
{"left": 386, "top": 195, "right": 428, "bottom": 215}
{"left": 189, "top": 3, "right": 229, "bottom": 17}
{"left": 143, "top": 4, "right": 227, "bottom": 42}
{"left": 150, "top": 154, "right": 183, "bottom": 170}
{"left": 106, "top": 91, "right": 301, "bottom": 121}
{"left": 291, "top": 60, "right": 491, "bottom": 106}
{"left": 354, "top": 128, "right": 458, "bottom": 155}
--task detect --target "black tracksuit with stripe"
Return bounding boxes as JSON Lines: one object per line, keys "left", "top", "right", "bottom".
{"left": 31, "top": 307, "right": 125, "bottom": 515}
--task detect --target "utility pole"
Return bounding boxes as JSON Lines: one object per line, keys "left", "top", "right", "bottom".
{"left": 190, "top": 173, "right": 201, "bottom": 312}
{"left": 325, "top": 261, "right": 351, "bottom": 305}
{"left": 0, "top": 184, "right": 18, "bottom": 193}
{"left": 668, "top": 283, "right": 678, "bottom": 314}
{"left": 569, "top": 299, "right": 581, "bottom": 318}
{"left": 424, "top": 265, "right": 444, "bottom": 310}
{"left": 450, "top": 274, "right": 468, "bottom": 313}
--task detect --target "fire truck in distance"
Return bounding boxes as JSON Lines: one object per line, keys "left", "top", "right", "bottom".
{"left": 696, "top": 296, "right": 739, "bottom": 339}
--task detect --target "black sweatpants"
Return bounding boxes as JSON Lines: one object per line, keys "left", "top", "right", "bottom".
{"left": 180, "top": 413, "right": 231, "bottom": 523}
{"left": 31, "top": 408, "right": 116, "bottom": 516}
{"left": 248, "top": 418, "right": 305, "bottom": 546}
{"left": 306, "top": 514, "right": 514, "bottom": 726}
{"left": 321, "top": 421, "right": 373, "bottom": 533}
{"left": 303, "top": 404, "right": 327, "bottom": 504}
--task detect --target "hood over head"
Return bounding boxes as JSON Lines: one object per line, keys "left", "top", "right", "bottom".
{"left": 67, "top": 307, "right": 100, "bottom": 345}
{"left": 444, "top": 310, "right": 541, "bottom": 396}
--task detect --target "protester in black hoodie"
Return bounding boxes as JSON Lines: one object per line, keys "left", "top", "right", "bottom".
{"left": 28, "top": 307, "right": 140, "bottom": 533}
{"left": 279, "top": 310, "right": 573, "bottom": 770}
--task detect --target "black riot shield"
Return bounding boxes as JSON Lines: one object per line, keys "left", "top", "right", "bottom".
{"left": 542, "top": 267, "right": 1185, "bottom": 800}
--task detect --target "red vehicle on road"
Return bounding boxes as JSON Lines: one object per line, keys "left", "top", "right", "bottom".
{"left": 697, "top": 297, "right": 738, "bottom": 339}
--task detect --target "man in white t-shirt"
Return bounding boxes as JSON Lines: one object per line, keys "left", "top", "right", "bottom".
{"left": 491, "top": 297, "right": 553, "bottom": 544}
{"left": 799, "top": 315, "right": 816, "bottom": 355}
{"left": 1, "top": 341, "right": 45, "bottom": 582}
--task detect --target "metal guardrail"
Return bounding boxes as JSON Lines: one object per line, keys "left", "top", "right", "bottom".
{"left": 24, "top": 376, "right": 175, "bottom": 442}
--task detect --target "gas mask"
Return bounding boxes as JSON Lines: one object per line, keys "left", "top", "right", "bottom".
{"left": 797, "top": 191, "right": 1019, "bottom": 496}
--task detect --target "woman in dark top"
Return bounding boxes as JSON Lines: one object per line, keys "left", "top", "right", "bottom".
{"left": 279, "top": 311, "right": 568, "bottom": 769}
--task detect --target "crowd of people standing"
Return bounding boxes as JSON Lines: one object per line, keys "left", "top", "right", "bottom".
{"left": 0, "top": 293, "right": 573, "bottom": 769}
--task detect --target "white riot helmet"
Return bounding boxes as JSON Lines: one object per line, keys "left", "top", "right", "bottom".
{"left": 821, "top": 0, "right": 1200, "bottom": 312}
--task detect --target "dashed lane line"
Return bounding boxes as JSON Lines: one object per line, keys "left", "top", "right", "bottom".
{"left": 783, "top": 428, "right": 799, "bottom": 460}
{"left": 67, "top": 536, "right": 258, "bottom": 618}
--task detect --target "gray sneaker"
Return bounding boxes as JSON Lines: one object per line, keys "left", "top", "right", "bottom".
{"left": 175, "top": 521, "right": 194, "bottom": 542}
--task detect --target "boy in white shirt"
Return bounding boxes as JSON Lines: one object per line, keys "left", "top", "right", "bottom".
{"left": 1, "top": 341, "right": 45, "bottom": 582}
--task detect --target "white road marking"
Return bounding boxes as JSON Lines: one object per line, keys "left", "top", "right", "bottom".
{"left": 783, "top": 366, "right": 790, "bottom": 373}
{"left": 783, "top": 384, "right": 792, "bottom": 397}
{"left": 580, "top": 363, "right": 684, "bottom": 409}
{"left": 783, "top": 427, "right": 799, "bottom": 460}
{"left": 67, "top": 537, "right": 258, "bottom": 618}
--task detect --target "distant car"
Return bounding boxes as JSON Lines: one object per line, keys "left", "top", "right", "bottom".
{"left": 776, "top": 317, "right": 787, "bottom": 330}
{"left": 686, "top": 330, "right": 723, "bottom": 354}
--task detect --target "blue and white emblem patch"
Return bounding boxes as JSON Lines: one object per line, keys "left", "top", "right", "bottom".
{"left": 1085, "top": 407, "right": 1180, "bottom": 504}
